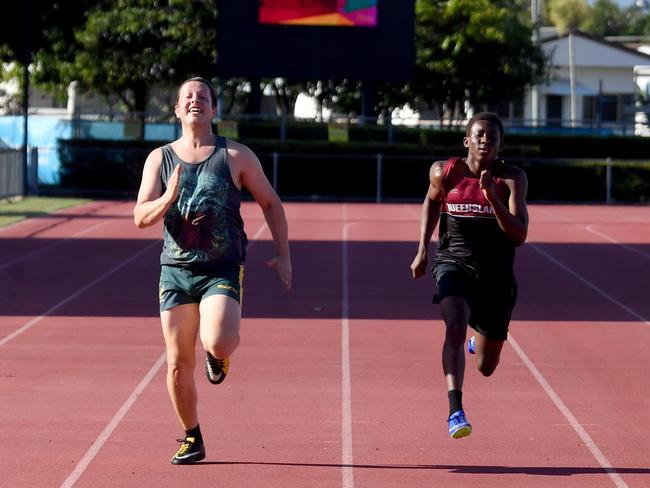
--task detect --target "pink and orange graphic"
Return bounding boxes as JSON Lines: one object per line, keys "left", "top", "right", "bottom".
{"left": 259, "top": 0, "right": 378, "bottom": 27}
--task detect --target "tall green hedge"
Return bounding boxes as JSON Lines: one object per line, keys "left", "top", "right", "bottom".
{"left": 55, "top": 122, "right": 650, "bottom": 203}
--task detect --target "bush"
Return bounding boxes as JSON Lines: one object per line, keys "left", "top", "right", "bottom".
{"left": 58, "top": 139, "right": 160, "bottom": 194}
{"left": 55, "top": 127, "right": 650, "bottom": 202}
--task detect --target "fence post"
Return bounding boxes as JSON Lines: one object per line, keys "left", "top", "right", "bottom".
{"left": 376, "top": 153, "right": 383, "bottom": 203}
{"left": 280, "top": 114, "right": 287, "bottom": 142}
{"left": 29, "top": 147, "right": 39, "bottom": 196}
{"left": 605, "top": 157, "right": 612, "bottom": 204}
{"left": 272, "top": 152, "right": 279, "bottom": 193}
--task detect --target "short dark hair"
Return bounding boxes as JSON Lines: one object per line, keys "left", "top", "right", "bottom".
{"left": 465, "top": 112, "right": 504, "bottom": 139}
{"left": 176, "top": 76, "right": 217, "bottom": 108}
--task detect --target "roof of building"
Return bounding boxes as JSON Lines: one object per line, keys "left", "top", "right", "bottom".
{"left": 540, "top": 29, "right": 650, "bottom": 68}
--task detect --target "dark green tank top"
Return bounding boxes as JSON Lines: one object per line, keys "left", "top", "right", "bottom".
{"left": 159, "top": 136, "right": 247, "bottom": 268}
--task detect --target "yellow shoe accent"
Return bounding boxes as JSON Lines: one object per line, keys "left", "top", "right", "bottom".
{"left": 205, "top": 353, "right": 229, "bottom": 384}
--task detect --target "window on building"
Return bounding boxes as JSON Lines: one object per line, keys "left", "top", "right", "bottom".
{"left": 546, "top": 95, "right": 563, "bottom": 126}
{"left": 583, "top": 96, "right": 596, "bottom": 121}
{"left": 582, "top": 94, "right": 634, "bottom": 123}
{"left": 484, "top": 98, "right": 525, "bottom": 122}
{"left": 600, "top": 96, "right": 618, "bottom": 121}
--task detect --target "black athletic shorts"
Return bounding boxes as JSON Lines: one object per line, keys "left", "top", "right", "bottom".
{"left": 432, "top": 261, "right": 517, "bottom": 341}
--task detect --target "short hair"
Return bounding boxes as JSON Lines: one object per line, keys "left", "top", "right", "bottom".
{"left": 176, "top": 76, "right": 217, "bottom": 108}
{"left": 465, "top": 112, "right": 504, "bottom": 139}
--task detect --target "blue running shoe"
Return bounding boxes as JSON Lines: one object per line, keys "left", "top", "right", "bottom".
{"left": 448, "top": 409, "right": 472, "bottom": 439}
{"left": 467, "top": 336, "right": 476, "bottom": 355}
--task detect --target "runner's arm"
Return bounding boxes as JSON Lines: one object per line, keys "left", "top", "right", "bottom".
{"left": 133, "top": 148, "right": 180, "bottom": 228}
{"left": 481, "top": 167, "right": 528, "bottom": 246}
{"left": 411, "top": 161, "right": 444, "bottom": 279}
{"left": 232, "top": 143, "right": 292, "bottom": 290}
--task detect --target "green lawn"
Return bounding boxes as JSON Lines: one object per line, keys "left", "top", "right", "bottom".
{"left": 0, "top": 197, "right": 90, "bottom": 228}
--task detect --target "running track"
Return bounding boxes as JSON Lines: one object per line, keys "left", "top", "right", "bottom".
{"left": 1, "top": 201, "right": 649, "bottom": 487}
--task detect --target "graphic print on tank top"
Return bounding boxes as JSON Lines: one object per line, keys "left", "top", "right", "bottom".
{"left": 161, "top": 138, "right": 246, "bottom": 267}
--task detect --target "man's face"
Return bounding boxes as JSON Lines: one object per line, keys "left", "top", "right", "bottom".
{"left": 174, "top": 81, "right": 215, "bottom": 123}
{"left": 464, "top": 120, "right": 501, "bottom": 162}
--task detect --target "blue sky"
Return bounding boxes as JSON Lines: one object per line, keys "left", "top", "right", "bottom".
{"left": 600, "top": 0, "right": 635, "bottom": 7}
{"left": 586, "top": 0, "right": 635, "bottom": 7}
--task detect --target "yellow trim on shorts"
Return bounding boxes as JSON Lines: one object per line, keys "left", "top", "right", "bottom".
{"left": 238, "top": 264, "right": 245, "bottom": 308}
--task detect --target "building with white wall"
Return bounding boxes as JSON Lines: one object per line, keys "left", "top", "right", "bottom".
{"left": 523, "top": 29, "right": 650, "bottom": 135}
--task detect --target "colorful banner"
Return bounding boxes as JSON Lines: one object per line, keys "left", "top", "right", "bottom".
{"left": 259, "top": 0, "right": 377, "bottom": 27}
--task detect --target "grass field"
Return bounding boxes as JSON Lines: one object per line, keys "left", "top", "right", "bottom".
{"left": 0, "top": 197, "right": 89, "bottom": 228}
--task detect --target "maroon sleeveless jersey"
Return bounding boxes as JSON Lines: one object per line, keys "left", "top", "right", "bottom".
{"left": 433, "top": 157, "right": 516, "bottom": 280}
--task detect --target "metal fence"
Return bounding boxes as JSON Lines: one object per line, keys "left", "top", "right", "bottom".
{"left": 259, "top": 152, "right": 649, "bottom": 204}
{"left": 0, "top": 149, "right": 23, "bottom": 199}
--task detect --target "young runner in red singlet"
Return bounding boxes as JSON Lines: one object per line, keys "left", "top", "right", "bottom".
{"left": 410, "top": 112, "right": 529, "bottom": 439}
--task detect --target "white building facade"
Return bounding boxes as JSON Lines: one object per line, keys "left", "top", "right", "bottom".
{"left": 524, "top": 29, "right": 650, "bottom": 135}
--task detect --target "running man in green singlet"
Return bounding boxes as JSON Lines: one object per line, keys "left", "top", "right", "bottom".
{"left": 410, "top": 112, "right": 528, "bottom": 439}
{"left": 134, "top": 77, "right": 292, "bottom": 464}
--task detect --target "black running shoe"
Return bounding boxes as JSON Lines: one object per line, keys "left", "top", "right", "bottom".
{"left": 205, "top": 352, "right": 229, "bottom": 385}
{"left": 170, "top": 436, "right": 205, "bottom": 465}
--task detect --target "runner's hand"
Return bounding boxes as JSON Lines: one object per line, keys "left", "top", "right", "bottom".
{"left": 479, "top": 169, "right": 497, "bottom": 202}
{"left": 410, "top": 252, "right": 427, "bottom": 279}
{"left": 266, "top": 255, "right": 292, "bottom": 290}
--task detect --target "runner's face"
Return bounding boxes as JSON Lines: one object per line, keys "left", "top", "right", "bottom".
{"left": 464, "top": 120, "right": 501, "bottom": 163}
{"left": 175, "top": 81, "right": 215, "bottom": 125}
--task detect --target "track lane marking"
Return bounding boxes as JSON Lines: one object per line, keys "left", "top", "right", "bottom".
{"left": 520, "top": 241, "right": 650, "bottom": 487}
{"left": 0, "top": 240, "right": 160, "bottom": 348}
{"left": 529, "top": 243, "right": 649, "bottom": 326}
{"left": 341, "top": 203, "right": 354, "bottom": 488}
{"left": 0, "top": 220, "right": 112, "bottom": 271}
{"left": 585, "top": 224, "right": 650, "bottom": 261}
{"left": 60, "top": 352, "right": 167, "bottom": 488}
{"left": 508, "top": 334, "right": 628, "bottom": 488}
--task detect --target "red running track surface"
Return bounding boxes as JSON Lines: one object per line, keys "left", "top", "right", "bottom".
{"left": 0, "top": 201, "right": 649, "bottom": 487}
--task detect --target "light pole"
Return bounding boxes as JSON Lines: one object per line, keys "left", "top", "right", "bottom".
{"left": 22, "top": 0, "right": 32, "bottom": 196}
{"left": 530, "top": 0, "right": 543, "bottom": 126}
{"left": 568, "top": 29, "right": 577, "bottom": 127}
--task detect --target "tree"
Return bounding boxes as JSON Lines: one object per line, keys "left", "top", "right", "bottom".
{"left": 413, "top": 0, "right": 546, "bottom": 121}
{"left": 276, "top": 0, "right": 546, "bottom": 124}
{"left": 624, "top": 6, "right": 650, "bottom": 36}
{"left": 0, "top": 1, "right": 97, "bottom": 108}
{"left": 0, "top": 1, "right": 96, "bottom": 65}
{"left": 546, "top": 0, "right": 589, "bottom": 33}
{"left": 26, "top": 0, "right": 218, "bottom": 137}
{"left": 581, "top": 0, "right": 627, "bottom": 36}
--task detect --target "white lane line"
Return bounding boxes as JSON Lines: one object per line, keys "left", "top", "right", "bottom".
{"left": 520, "top": 241, "right": 650, "bottom": 487}
{"left": 0, "top": 241, "right": 160, "bottom": 349}
{"left": 0, "top": 220, "right": 111, "bottom": 271}
{"left": 60, "top": 352, "right": 167, "bottom": 488}
{"left": 585, "top": 224, "right": 650, "bottom": 260}
{"left": 528, "top": 243, "right": 650, "bottom": 326}
{"left": 0, "top": 201, "right": 122, "bottom": 235}
{"left": 342, "top": 217, "right": 354, "bottom": 488}
{"left": 508, "top": 334, "right": 628, "bottom": 488}
{"left": 248, "top": 222, "right": 269, "bottom": 243}
{"left": 59, "top": 222, "right": 268, "bottom": 486}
